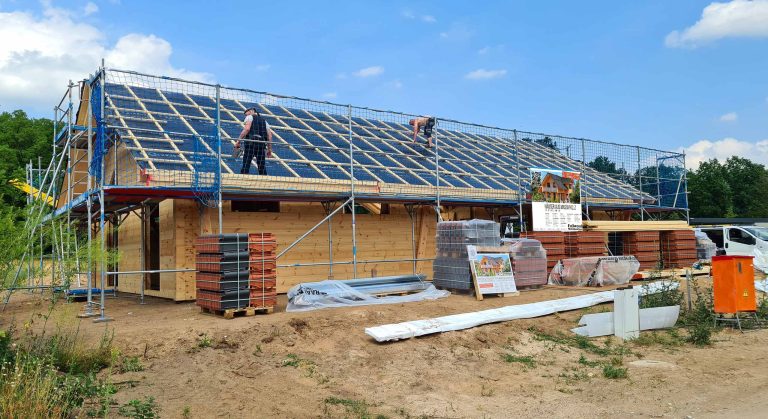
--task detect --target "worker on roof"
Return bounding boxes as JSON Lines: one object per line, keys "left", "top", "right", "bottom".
{"left": 236, "top": 107, "right": 273, "bottom": 175}
{"left": 409, "top": 116, "right": 436, "bottom": 148}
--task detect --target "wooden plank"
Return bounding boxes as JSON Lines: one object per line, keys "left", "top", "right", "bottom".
{"left": 583, "top": 220, "right": 691, "bottom": 232}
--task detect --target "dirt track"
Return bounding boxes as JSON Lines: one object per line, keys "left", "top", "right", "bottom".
{"left": 3, "top": 286, "right": 767, "bottom": 418}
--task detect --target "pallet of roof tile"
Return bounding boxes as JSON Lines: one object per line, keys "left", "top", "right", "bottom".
{"left": 199, "top": 306, "right": 272, "bottom": 319}
{"left": 248, "top": 277, "right": 277, "bottom": 290}
{"left": 247, "top": 233, "right": 277, "bottom": 252}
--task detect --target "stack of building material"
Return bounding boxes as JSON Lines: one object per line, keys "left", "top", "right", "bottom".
{"left": 433, "top": 219, "right": 500, "bottom": 291}
{"left": 565, "top": 231, "right": 608, "bottom": 258}
{"left": 661, "top": 230, "right": 697, "bottom": 269}
{"left": 622, "top": 231, "right": 661, "bottom": 271}
{"left": 520, "top": 231, "right": 565, "bottom": 271}
{"left": 503, "top": 238, "right": 548, "bottom": 288}
{"left": 194, "top": 233, "right": 276, "bottom": 315}
{"left": 695, "top": 231, "right": 717, "bottom": 262}
{"left": 248, "top": 233, "right": 278, "bottom": 310}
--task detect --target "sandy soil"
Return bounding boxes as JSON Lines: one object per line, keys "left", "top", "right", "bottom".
{"left": 2, "top": 284, "right": 767, "bottom": 419}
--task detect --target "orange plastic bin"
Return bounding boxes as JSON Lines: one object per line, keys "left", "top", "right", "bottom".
{"left": 711, "top": 255, "right": 756, "bottom": 314}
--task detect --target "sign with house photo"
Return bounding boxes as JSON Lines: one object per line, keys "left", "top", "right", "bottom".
{"left": 529, "top": 168, "right": 582, "bottom": 232}
{"left": 467, "top": 245, "right": 518, "bottom": 300}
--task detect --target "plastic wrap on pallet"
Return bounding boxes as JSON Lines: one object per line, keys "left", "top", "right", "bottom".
{"left": 433, "top": 219, "right": 500, "bottom": 290}
{"left": 286, "top": 280, "right": 450, "bottom": 312}
{"left": 694, "top": 231, "right": 717, "bottom": 262}
{"left": 548, "top": 256, "right": 639, "bottom": 287}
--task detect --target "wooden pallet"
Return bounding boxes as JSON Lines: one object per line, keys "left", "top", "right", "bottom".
{"left": 632, "top": 266, "right": 710, "bottom": 280}
{"left": 200, "top": 305, "right": 274, "bottom": 319}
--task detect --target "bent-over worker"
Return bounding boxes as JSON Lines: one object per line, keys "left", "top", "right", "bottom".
{"left": 236, "top": 107, "right": 272, "bottom": 175}
{"left": 408, "top": 116, "right": 436, "bottom": 148}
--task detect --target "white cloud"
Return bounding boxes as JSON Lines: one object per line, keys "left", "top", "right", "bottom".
{"left": 439, "top": 23, "right": 472, "bottom": 41}
{"left": 464, "top": 68, "right": 507, "bottom": 80}
{"left": 353, "top": 66, "right": 384, "bottom": 78}
{"left": 477, "top": 44, "right": 505, "bottom": 55}
{"left": 665, "top": 0, "right": 768, "bottom": 48}
{"left": 402, "top": 10, "right": 435, "bottom": 23}
{"left": 422, "top": 15, "right": 436, "bottom": 23}
{"left": 719, "top": 111, "right": 738, "bottom": 122}
{"left": 84, "top": 2, "right": 98, "bottom": 15}
{"left": 401, "top": 9, "right": 415, "bottom": 19}
{"left": 322, "top": 92, "right": 337, "bottom": 99}
{"left": 254, "top": 64, "right": 270, "bottom": 71}
{"left": 0, "top": 4, "right": 211, "bottom": 113}
{"left": 680, "top": 137, "right": 768, "bottom": 167}
{"left": 388, "top": 79, "right": 403, "bottom": 89}
{"left": 335, "top": 72, "right": 347, "bottom": 79}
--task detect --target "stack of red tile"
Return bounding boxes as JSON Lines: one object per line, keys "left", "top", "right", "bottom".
{"left": 622, "top": 231, "right": 661, "bottom": 271}
{"left": 504, "top": 238, "right": 548, "bottom": 288}
{"left": 248, "top": 233, "right": 277, "bottom": 309}
{"left": 661, "top": 230, "right": 697, "bottom": 269}
{"left": 520, "top": 231, "right": 565, "bottom": 271}
{"left": 565, "top": 231, "right": 608, "bottom": 258}
{"left": 194, "top": 233, "right": 277, "bottom": 313}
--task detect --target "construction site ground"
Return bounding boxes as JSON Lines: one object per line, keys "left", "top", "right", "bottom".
{"left": 3, "top": 282, "right": 767, "bottom": 419}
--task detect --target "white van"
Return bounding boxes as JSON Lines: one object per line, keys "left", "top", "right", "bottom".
{"left": 695, "top": 226, "right": 768, "bottom": 256}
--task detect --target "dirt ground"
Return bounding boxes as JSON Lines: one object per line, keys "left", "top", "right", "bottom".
{"left": 2, "top": 283, "right": 768, "bottom": 419}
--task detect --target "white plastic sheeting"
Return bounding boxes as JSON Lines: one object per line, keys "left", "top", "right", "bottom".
{"left": 548, "top": 256, "right": 640, "bottom": 287}
{"left": 571, "top": 306, "right": 680, "bottom": 337}
{"left": 365, "top": 281, "right": 678, "bottom": 342}
{"left": 753, "top": 248, "right": 768, "bottom": 274}
{"left": 286, "top": 280, "right": 450, "bottom": 312}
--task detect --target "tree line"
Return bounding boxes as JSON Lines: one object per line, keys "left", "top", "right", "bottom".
{"left": 0, "top": 109, "right": 762, "bottom": 219}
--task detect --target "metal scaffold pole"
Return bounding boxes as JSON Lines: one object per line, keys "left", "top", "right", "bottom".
{"left": 80, "top": 88, "right": 96, "bottom": 317}
{"left": 434, "top": 118, "right": 441, "bottom": 219}
{"left": 216, "top": 84, "right": 223, "bottom": 235}
{"left": 95, "top": 62, "right": 112, "bottom": 323}
{"left": 139, "top": 205, "right": 147, "bottom": 304}
{"left": 637, "top": 146, "right": 644, "bottom": 221}
{"left": 581, "top": 139, "right": 589, "bottom": 218}
{"left": 682, "top": 151, "right": 690, "bottom": 223}
{"left": 347, "top": 105, "right": 357, "bottom": 278}
{"left": 513, "top": 130, "right": 524, "bottom": 232}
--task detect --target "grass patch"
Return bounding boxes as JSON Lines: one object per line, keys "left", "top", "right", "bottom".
{"left": 197, "top": 334, "right": 212, "bottom": 349}
{"left": 0, "top": 326, "right": 118, "bottom": 418}
{"left": 118, "top": 396, "right": 159, "bottom": 419}
{"left": 529, "top": 327, "right": 630, "bottom": 357}
{"left": 120, "top": 356, "right": 144, "bottom": 373}
{"left": 502, "top": 354, "right": 536, "bottom": 368}
{"left": 323, "top": 397, "right": 383, "bottom": 419}
{"left": 577, "top": 355, "right": 601, "bottom": 367}
{"left": 633, "top": 329, "right": 684, "bottom": 347}
{"left": 602, "top": 364, "right": 628, "bottom": 379}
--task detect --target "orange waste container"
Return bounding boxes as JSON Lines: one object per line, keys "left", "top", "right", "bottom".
{"left": 711, "top": 255, "right": 756, "bottom": 314}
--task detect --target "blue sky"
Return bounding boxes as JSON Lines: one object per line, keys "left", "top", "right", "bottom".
{"left": 1, "top": 0, "right": 767, "bottom": 165}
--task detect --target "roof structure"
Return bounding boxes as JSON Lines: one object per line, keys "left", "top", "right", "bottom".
{"left": 68, "top": 69, "right": 684, "bottom": 207}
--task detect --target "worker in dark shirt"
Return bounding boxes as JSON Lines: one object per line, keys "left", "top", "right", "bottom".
{"left": 409, "top": 116, "right": 436, "bottom": 148}
{"left": 235, "top": 107, "right": 272, "bottom": 175}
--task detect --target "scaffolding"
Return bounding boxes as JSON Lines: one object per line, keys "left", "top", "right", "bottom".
{"left": 3, "top": 65, "right": 689, "bottom": 320}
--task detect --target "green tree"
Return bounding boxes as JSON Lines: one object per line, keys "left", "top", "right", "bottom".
{"left": 0, "top": 110, "right": 54, "bottom": 207}
{"left": 587, "top": 156, "right": 627, "bottom": 175}
{"left": 687, "top": 159, "right": 733, "bottom": 218}
{"left": 723, "top": 156, "right": 768, "bottom": 217}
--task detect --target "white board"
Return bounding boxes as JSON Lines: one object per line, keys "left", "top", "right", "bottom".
{"left": 467, "top": 245, "right": 517, "bottom": 296}
{"left": 571, "top": 306, "right": 681, "bottom": 337}
{"left": 532, "top": 202, "right": 582, "bottom": 232}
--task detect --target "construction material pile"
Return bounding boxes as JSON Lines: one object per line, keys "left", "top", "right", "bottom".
{"left": 695, "top": 231, "right": 717, "bottom": 262}
{"left": 520, "top": 231, "right": 564, "bottom": 271}
{"left": 548, "top": 256, "right": 640, "bottom": 287}
{"left": 661, "top": 230, "right": 697, "bottom": 268}
{"left": 566, "top": 231, "right": 608, "bottom": 258}
{"left": 286, "top": 274, "right": 449, "bottom": 311}
{"left": 433, "top": 219, "right": 499, "bottom": 290}
{"left": 502, "top": 238, "right": 548, "bottom": 288}
{"left": 195, "top": 233, "right": 277, "bottom": 313}
{"left": 623, "top": 231, "right": 661, "bottom": 271}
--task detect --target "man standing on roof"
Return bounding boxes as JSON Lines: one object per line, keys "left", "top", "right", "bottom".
{"left": 236, "top": 107, "right": 272, "bottom": 175}
{"left": 409, "top": 116, "right": 436, "bottom": 148}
